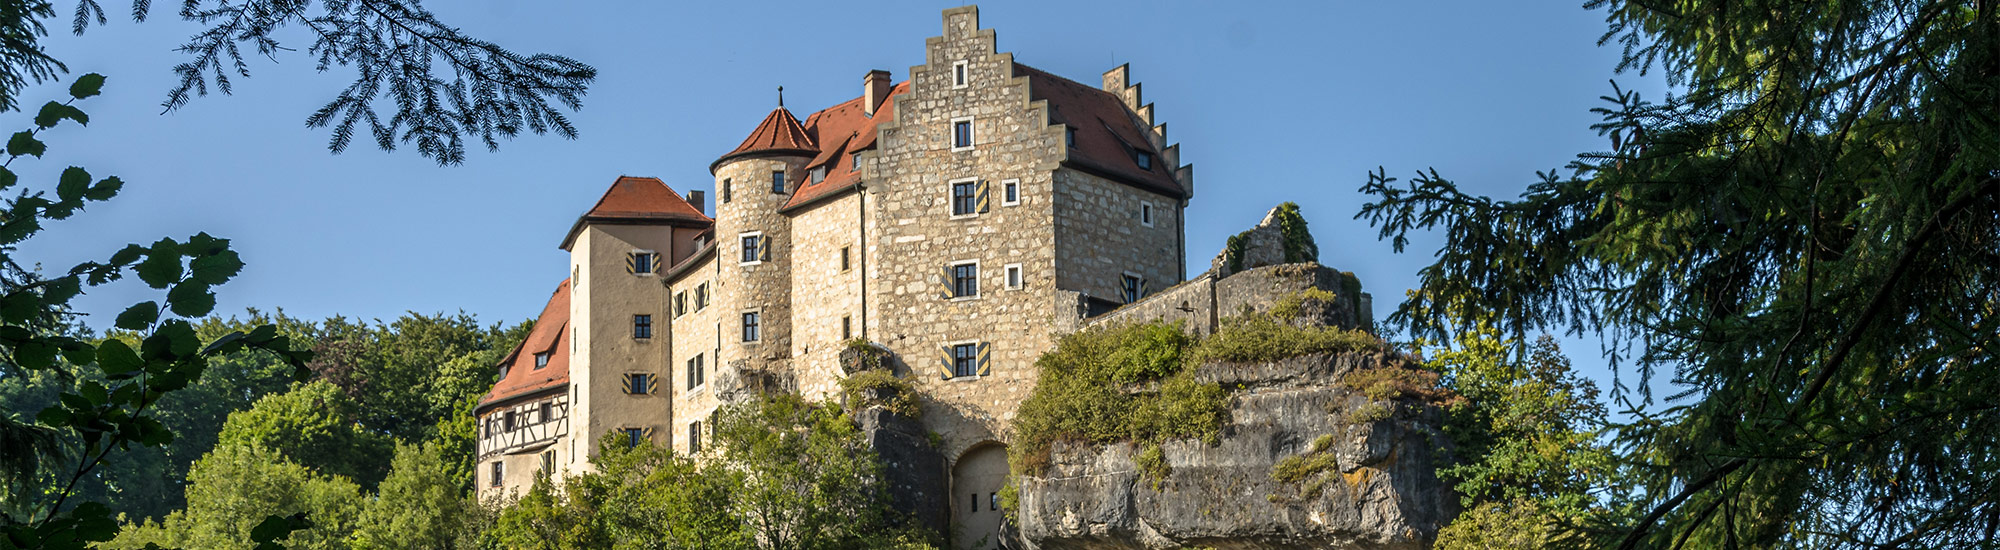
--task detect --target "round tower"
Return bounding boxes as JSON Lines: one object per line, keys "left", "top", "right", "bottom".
{"left": 707, "top": 97, "right": 815, "bottom": 392}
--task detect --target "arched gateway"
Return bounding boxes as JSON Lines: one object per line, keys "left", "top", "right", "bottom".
{"left": 952, "top": 443, "right": 1008, "bottom": 549}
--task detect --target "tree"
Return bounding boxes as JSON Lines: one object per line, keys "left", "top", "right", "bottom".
{"left": 105, "top": 444, "right": 363, "bottom": 550}
{"left": 215, "top": 380, "right": 394, "bottom": 489}
{"left": 349, "top": 442, "right": 483, "bottom": 550}
{"left": 1358, "top": 1, "right": 1999, "bottom": 548}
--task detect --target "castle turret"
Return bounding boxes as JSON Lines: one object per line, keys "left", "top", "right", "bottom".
{"left": 708, "top": 98, "right": 814, "bottom": 395}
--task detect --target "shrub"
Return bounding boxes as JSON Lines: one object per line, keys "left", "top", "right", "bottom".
{"left": 1188, "top": 310, "right": 1380, "bottom": 365}
{"left": 1136, "top": 443, "right": 1170, "bottom": 486}
{"left": 837, "top": 370, "right": 922, "bottom": 419}
{"left": 1269, "top": 439, "right": 1343, "bottom": 498}
{"left": 1268, "top": 287, "right": 1338, "bottom": 321}
{"left": 1341, "top": 366, "right": 1453, "bottom": 404}
{"left": 1009, "top": 321, "right": 1225, "bottom": 477}
{"left": 1346, "top": 402, "right": 1392, "bottom": 424}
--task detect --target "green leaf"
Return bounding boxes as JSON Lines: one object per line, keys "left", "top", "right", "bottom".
{"left": 79, "top": 381, "right": 107, "bottom": 405}
{"left": 166, "top": 281, "right": 216, "bottom": 317}
{"left": 43, "top": 276, "right": 81, "bottom": 304}
{"left": 69, "top": 73, "right": 105, "bottom": 99}
{"left": 202, "top": 331, "right": 246, "bottom": 355}
{"left": 56, "top": 167, "right": 90, "bottom": 202}
{"left": 60, "top": 341, "right": 95, "bottom": 366}
{"left": 16, "top": 340, "right": 56, "bottom": 369}
{"left": 85, "top": 176, "right": 122, "bottom": 201}
{"left": 156, "top": 320, "right": 199, "bottom": 358}
{"left": 0, "top": 166, "right": 15, "bottom": 191}
{"left": 133, "top": 239, "right": 183, "bottom": 288}
{"left": 96, "top": 339, "right": 142, "bottom": 374}
{"left": 135, "top": 417, "right": 173, "bottom": 447}
{"left": 108, "top": 244, "right": 145, "bottom": 265}
{"left": 0, "top": 291, "right": 38, "bottom": 322}
{"left": 188, "top": 250, "right": 243, "bottom": 285}
{"left": 34, "top": 101, "right": 88, "bottom": 129}
{"left": 114, "top": 301, "right": 159, "bottom": 330}
{"left": 247, "top": 323, "right": 279, "bottom": 344}
{"left": 37, "top": 405, "right": 72, "bottom": 426}
{"left": 71, "top": 502, "right": 116, "bottom": 542}
{"left": 7, "top": 131, "right": 46, "bottom": 158}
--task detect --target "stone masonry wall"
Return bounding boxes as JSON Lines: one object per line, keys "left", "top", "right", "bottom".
{"left": 787, "top": 193, "right": 865, "bottom": 401}
{"left": 1051, "top": 167, "right": 1184, "bottom": 305}
{"left": 711, "top": 155, "right": 806, "bottom": 392}
{"left": 665, "top": 251, "right": 720, "bottom": 455}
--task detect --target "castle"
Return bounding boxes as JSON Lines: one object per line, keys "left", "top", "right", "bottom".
{"left": 473, "top": 6, "right": 1196, "bottom": 545}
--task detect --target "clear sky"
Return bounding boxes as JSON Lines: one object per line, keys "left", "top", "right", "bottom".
{"left": 16, "top": 1, "right": 1664, "bottom": 386}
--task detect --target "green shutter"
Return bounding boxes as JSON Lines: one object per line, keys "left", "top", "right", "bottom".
{"left": 938, "top": 345, "right": 954, "bottom": 379}
{"left": 977, "top": 342, "right": 992, "bottom": 376}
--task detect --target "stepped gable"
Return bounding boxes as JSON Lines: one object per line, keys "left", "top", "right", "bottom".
{"left": 560, "top": 176, "right": 711, "bottom": 249}
{"left": 785, "top": 81, "right": 911, "bottom": 211}
{"left": 1015, "top": 63, "right": 1186, "bottom": 199}
{"left": 476, "top": 279, "right": 570, "bottom": 413}
{"left": 713, "top": 106, "right": 818, "bottom": 172}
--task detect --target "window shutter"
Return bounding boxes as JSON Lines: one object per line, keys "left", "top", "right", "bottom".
{"left": 939, "top": 266, "right": 955, "bottom": 299}
{"left": 641, "top": 427, "right": 654, "bottom": 441}
{"left": 977, "top": 342, "right": 992, "bottom": 376}
{"left": 976, "top": 180, "right": 991, "bottom": 213}
{"left": 621, "top": 375, "right": 634, "bottom": 394}
{"left": 651, "top": 254, "right": 663, "bottom": 274}
{"left": 647, "top": 375, "right": 658, "bottom": 394}
{"left": 625, "top": 252, "right": 638, "bottom": 274}
{"left": 1138, "top": 279, "right": 1148, "bottom": 299}
{"left": 938, "top": 345, "right": 954, "bottom": 380}
{"left": 759, "top": 236, "right": 773, "bottom": 262}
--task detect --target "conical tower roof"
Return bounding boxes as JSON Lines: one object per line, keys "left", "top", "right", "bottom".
{"left": 713, "top": 105, "right": 818, "bottom": 172}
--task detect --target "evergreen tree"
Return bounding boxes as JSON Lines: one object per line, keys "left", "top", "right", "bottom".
{"left": 1359, "top": 1, "right": 2000, "bottom": 547}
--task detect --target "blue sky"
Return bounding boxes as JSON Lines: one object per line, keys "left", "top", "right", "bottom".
{"left": 16, "top": 1, "right": 1663, "bottom": 386}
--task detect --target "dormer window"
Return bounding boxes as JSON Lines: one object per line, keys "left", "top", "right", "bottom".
{"left": 850, "top": 151, "right": 862, "bottom": 172}
{"left": 1065, "top": 127, "right": 1076, "bottom": 148}
{"left": 533, "top": 352, "right": 550, "bottom": 369}
{"left": 810, "top": 166, "right": 827, "bottom": 184}
{"left": 1135, "top": 151, "right": 1153, "bottom": 171}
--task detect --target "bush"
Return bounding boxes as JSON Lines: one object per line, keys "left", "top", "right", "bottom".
{"left": 1187, "top": 308, "right": 1380, "bottom": 365}
{"left": 1136, "top": 443, "right": 1170, "bottom": 486}
{"left": 1009, "top": 321, "right": 1224, "bottom": 476}
{"left": 838, "top": 369, "right": 923, "bottom": 419}
{"left": 1340, "top": 366, "right": 1454, "bottom": 404}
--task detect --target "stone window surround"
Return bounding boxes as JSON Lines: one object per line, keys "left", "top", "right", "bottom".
{"left": 946, "top": 338, "right": 982, "bottom": 381}
{"left": 949, "top": 259, "right": 982, "bottom": 301}
{"left": 1140, "top": 202, "right": 1155, "bottom": 227}
{"left": 950, "top": 116, "right": 976, "bottom": 152}
{"left": 1000, "top": 178, "right": 1020, "bottom": 206}
{"left": 630, "top": 249, "right": 658, "bottom": 277}
{"left": 1003, "top": 263, "right": 1023, "bottom": 290}
{"left": 623, "top": 372, "right": 656, "bottom": 395}
{"left": 1121, "top": 271, "right": 1147, "bottom": 304}
{"left": 951, "top": 60, "right": 970, "bottom": 89}
{"left": 947, "top": 177, "right": 980, "bottom": 219}
{"left": 739, "top": 231, "right": 764, "bottom": 266}
{"left": 685, "top": 352, "right": 706, "bottom": 393}
{"left": 741, "top": 308, "right": 763, "bottom": 344}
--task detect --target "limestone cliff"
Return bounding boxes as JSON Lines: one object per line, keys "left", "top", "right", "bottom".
{"left": 1011, "top": 350, "right": 1457, "bottom": 549}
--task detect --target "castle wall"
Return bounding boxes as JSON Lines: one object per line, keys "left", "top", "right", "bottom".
{"left": 568, "top": 224, "right": 675, "bottom": 465}
{"left": 474, "top": 392, "right": 569, "bottom": 501}
{"left": 711, "top": 156, "right": 806, "bottom": 383}
{"left": 1051, "top": 167, "right": 1185, "bottom": 305}
{"left": 787, "top": 193, "right": 866, "bottom": 401}
{"left": 866, "top": 6, "right": 1068, "bottom": 453}
{"left": 666, "top": 252, "right": 720, "bottom": 454}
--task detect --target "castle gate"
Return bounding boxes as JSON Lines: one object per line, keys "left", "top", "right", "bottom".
{"left": 952, "top": 442, "right": 1008, "bottom": 550}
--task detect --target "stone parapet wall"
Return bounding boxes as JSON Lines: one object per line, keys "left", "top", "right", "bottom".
{"left": 1084, "top": 262, "right": 1374, "bottom": 335}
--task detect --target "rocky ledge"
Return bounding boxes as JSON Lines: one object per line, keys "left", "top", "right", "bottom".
{"left": 1013, "top": 351, "right": 1458, "bottom": 550}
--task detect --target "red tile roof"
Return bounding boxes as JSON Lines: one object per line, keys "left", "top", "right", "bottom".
{"left": 1015, "top": 63, "right": 1186, "bottom": 199}
{"left": 560, "top": 176, "right": 713, "bottom": 250}
{"left": 783, "top": 82, "right": 910, "bottom": 211}
{"left": 477, "top": 279, "right": 570, "bottom": 414}
{"left": 713, "top": 106, "right": 818, "bottom": 172}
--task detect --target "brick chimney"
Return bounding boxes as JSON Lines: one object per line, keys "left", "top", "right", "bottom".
{"left": 687, "top": 190, "right": 705, "bottom": 215}
{"left": 863, "top": 70, "right": 892, "bottom": 117}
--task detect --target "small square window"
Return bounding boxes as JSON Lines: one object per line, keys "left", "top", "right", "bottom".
{"left": 504, "top": 411, "right": 516, "bottom": 431}
{"left": 674, "top": 292, "right": 687, "bottom": 317}
{"left": 991, "top": 492, "right": 999, "bottom": 511}
{"left": 742, "top": 312, "right": 761, "bottom": 342}
{"left": 533, "top": 351, "right": 550, "bottom": 369}
{"left": 771, "top": 170, "right": 786, "bottom": 194}
{"left": 842, "top": 316, "right": 853, "bottom": 340}
{"left": 952, "top": 60, "right": 969, "bottom": 88}
{"left": 951, "top": 180, "right": 978, "bottom": 217}
{"left": 633, "top": 315, "right": 653, "bottom": 339}
{"left": 1005, "top": 264, "right": 1023, "bottom": 290}
{"left": 490, "top": 461, "right": 503, "bottom": 487}
{"left": 1135, "top": 151, "right": 1153, "bottom": 171}
{"left": 624, "top": 373, "right": 653, "bottom": 394}
{"left": 810, "top": 165, "right": 826, "bottom": 184}
{"left": 1122, "top": 274, "right": 1146, "bottom": 304}
{"left": 840, "top": 247, "right": 852, "bottom": 272}
{"left": 628, "top": 251, "right": 657, "bottom": 275}
{"left": 721, "top": 178, "right": 732, "bottom": 203}
{"left": 1140, "top": 202, "right": 1155, "bottom": 227}
{"left": 1001, "top": 179, "right": 1019, "bottom": 206}
{"left": 951, "top": 118, "right": 974, "bottom": 150}
{"left": 850, "top": 151, "right": 862, "bottom": 172}
{"left": 540, "top": 450, "right": 555, "bottom": 475}
{"left": 686, "top": 354, "right": 706, "bottom": 390}
{"left": 540, "top": 401, "right": 552, "bottom": 423}
{"left": 624, "top": 427, "right": 645, "bottom": 449}
{"left": 695, "top": 283, "right": 710, "bottom": 310}
{"left": 688, "top": 421, "right": 703, "bottom": 453}
{"left": 740, "top": 233, "right": 764, "bottom": 264}
{"left": 952, "top": 343, "right": 979, "bottom": 378}
{"left": 952, "top": 263, "right": 979, "bottom": 298}
{"left": 1065, "top": 127, "right": 1076, "bottom": 148}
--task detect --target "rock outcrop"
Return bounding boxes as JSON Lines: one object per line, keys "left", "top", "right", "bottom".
{"left": 1013, "top": 351, "right": 1458, "bottom": 549}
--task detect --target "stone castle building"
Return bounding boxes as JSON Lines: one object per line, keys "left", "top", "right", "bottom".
{"left": 473, "top": 6, "right": 1198, "bottom": 545}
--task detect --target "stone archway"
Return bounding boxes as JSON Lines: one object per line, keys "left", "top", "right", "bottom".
{"left": 952, "top": 442, "right": 1008, "bottom": 550}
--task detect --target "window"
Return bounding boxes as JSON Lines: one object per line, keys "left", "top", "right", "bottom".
{"left": 951, "top": 179, "right": 978, "bottom": 216}
{"left": 1001, "top": 179, "right": 1019, "bottom": 206}
{"left": 633, "top": 315, "right": 652, "bottom": 339}
{"left": 539, "top": 401, "right": 552, "bottom": 423}
{"left": 970, "top": 493, "right": 978, "bottom": 512}
{"left": 1122, "top": 274, "right": 1146, "bottom": 303}
{"left": 842, "top": 316, "right": 853, "bottom": 340}
{"left": 673, "top": 292, "right": 687, "bottom": 317}
{"left": 740, "top": 232, "right": 764, "bottom": 264}
{"left": 771, "top": 170, "right": 786, "bottom": 194}
{"left": 628, "top": 251, "right": 657, "bottom": 274}
{"left": 952, "top": 262, "right": 979, "bottom": 298}
{"left": 540, "top": 450, "right": 555, "bottom": 475}
{"left": 952, "top": 343, "right": 978, "bottom": 378}
{"left": 951, "top": 118, "right": 974, "bottom": 150}
{"left": 721, "top": 178, "right": 732, "bottom": 203}
{"left": 504, "top": 411, "right": 517, "bottom": 431}
{"left": 742, "top": 312, "right": 761, "bottom": 342}
{"left": 1005, "top": 264, "right": 1023, "bottom": 290}
{"left": 952, "top": 60, "right": 969, "bottom": 88}
{"left": 810, "top": 165, "right": 826, "bottom": 184}
{"left": 490, "top": 461, "right": 502, "bottom": 487}
{"left": 1135, "top": 151, "right": 1153, "bottom": 170}
{"left": 840, "top": 247, "right": 851, "bottom": 272}
{"left": 695, "top": 283, "right": 710, "bottom": 310}
{"left": 850, "top": 151, "right": 862, "bottom": 172}
{"left": 533, "top": 351, "right": 550, "bottom": 369}
{"left": 624, "top": 373, "right": 653, "bottom": 394}
{"left": 990, "top": 492, "right": 998, "bottom": 511}
{"left": 688, "top": 422, "right": 702, "bottom": 454}
{"left": 1065, "top": 126, "right": 1076, "bottom": 148}
{"left": 686, "top": 353, "right": 705, "bottom": 390}
{"left": 1140, "top": 202, "right": 1155, "bottom": 227}
{"left": 624, "top": 427, "right": 645, "bottom": 449}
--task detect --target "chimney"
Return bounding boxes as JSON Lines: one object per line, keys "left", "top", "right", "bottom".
{"left": 687, "top": 190, "right": 705, "bottom": 215}
{"left": 863, "top": 70, "right": 892, "bottom": 117}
